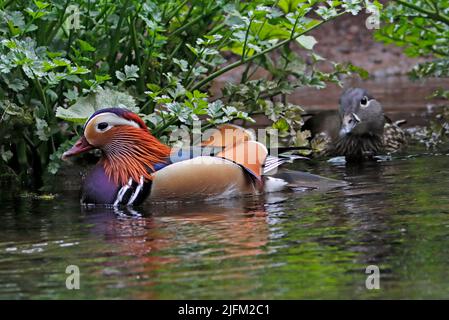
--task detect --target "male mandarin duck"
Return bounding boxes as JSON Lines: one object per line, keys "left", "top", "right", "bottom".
{"left": 62, "top": 108, "right": 344, "bottom": 206}
{"left": 304, "top": 88, "right": 407, "bottom": 162}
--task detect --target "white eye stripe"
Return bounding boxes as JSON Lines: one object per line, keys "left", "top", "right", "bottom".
{"left": 87, "top": 112, "right": 140, "bottom": 133}
{"left": 84, "top": 112, "right": 141, "bottom": 144}
{"left": 352, "top": 113, "right": 361, "bottom": 122}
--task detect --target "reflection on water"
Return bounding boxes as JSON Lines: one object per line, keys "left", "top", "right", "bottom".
{"left": 1, "top": 155, "right": 449, "bottom": 299}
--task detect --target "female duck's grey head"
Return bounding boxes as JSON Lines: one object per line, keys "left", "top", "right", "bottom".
{"left": 338, "top": 88, "right": 385, "bottom": 138}
{"left": 334, "top": 88, "right": 386, "bottom": 161}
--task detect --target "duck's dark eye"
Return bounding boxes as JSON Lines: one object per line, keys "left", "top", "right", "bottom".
{"left": 360, "top": 96, "right": 369, "bottom": 107}
{"left": 97, "top": 122, "right": 108, "bottom": 130}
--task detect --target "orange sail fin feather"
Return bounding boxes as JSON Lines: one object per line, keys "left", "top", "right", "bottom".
{"left": 102, "top": 126, "right": 171, "bottom": 186}
{"left": 202, "top": 124, "right": 256, "bottom": 148}
{"left": 217, "top": 140, "right": 267, "bottom": 182}
{"left": 202, "top": 124, "right": 267, "bottom": 181}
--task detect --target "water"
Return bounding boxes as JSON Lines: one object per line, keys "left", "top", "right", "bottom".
{"left": 1, "top": 153, "right": 449, "bottom": 299}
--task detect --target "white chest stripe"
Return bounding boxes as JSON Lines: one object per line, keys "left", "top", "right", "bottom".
{"left": 114, "top": 178, "right": 133, "bottom": 206}
{"left": 113, "top": 176, "right": 145, "bottom": 207}
{"left": 127, "top": 176, "right": 144, "bottom": 205}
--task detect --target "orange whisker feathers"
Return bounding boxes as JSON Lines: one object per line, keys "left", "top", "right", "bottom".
{"left": 102, "top": 127, "right": 171, "bottom": 186}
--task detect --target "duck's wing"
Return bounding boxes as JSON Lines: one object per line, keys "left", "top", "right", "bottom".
{"left": 263, "top": 154, "right": 309, "bottom": 175}
{"left": 383, "top": 117, "right": 407, "bottom": 153}
{"left": 149, "top": 141, "right": 268, "bottom": 200}
{"left": 263, "top": 156, "right": 289, "bottom": 175}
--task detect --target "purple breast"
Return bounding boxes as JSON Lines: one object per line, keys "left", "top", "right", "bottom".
{"left": 81, "top": 164, "right": 119, "bottom": 205}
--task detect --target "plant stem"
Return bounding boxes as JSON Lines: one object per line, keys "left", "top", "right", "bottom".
{"left": 424, "top": 0, "right": 436, "bottom": 11}
{"left": 169, "top": 4, "right": 220, "bottom": 37}
{"left": 184, "top": 48, "right": 204, "bottom": 87}
{"left": 33, "top": 77, "right": 49, "bottom": 116}
{"left": 241, "top": 17, "right": 254, "bottom": 63}
{"left": 44, "top": 0, "right": 70, "bottom": 46}
{"left": 91, "top": 3, "right": 115, "bottom": 32}
{"left": 22, "top": 132, "right": 36, "bottom": 149}
{"left": 241, "top": 61, "right": 253, "bottom": 84}
{"left": 208, "top": 22, "right": 226, "bottom": 35}
{"left": 191, "top": 14, "right": 342, "bottom": 91}
{"left": 130, "top": 18, "right": 144, "bottom": 93}
{"left": 129, "top": 4, "right": 145, "bottom": 93}
{"left": 164, "top": 0, "right": 189, "bottom": 24}
{"left": 1, "top": 0, "right": 14, "bottom": 9}
{"left": 166, "top": 41, "right": 184, "bottom": 62}
{"left": 395, "top": 0, "right": 449, "bottom": 25}
{"left": 290, "top": 15, "right": 301, "bottom": 39}
{"left": 169, "top": 14, "right": 203, "bottom": 37}
{"left": 108, "top": 0, "right": 131, "bottom": 71}
{"left": 153, "top": 116, "right": 178, "bottom": 137}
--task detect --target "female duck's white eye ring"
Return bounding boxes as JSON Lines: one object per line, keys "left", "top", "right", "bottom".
{"left": 360, "top": 96, "right": 369, "bottom": 107}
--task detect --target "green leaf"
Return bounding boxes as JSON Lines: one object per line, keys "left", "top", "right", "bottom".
{"left": 56, "top": 88, "right": 139, "bottom": 123}
{"left": 3, "top": 76, "right": 28, "bottom": 92}
{"left": 116, "top": 71, "right": 126, "bottom": 82}
{"left": 185, "top": 44, "right": 198, "bottom": 56}
{"left": 278, "top": 0, "right": 304, "bottom": 13}
{"left": 1, "top": 146, "right": 13, "bottom": 162}
{"left": 272, "top": 118, "right": 289, "bottom": 132}
{"left": 34, "top": 0, "right": 50, "bottom": 10}
{"left": 35, "top": 118, "right": 51, "bottom": 141}
{"left": 125, "top": 65, "right": 139, "bottom": 78}
{"left": 294, "top": 130, "right": 311, "bottom": 147}
{"left": 95, "top": 74, "right": 112, "bottom": 83}
{"left": 116, "top": 65, "right": 139, "bottom": 82}
{"left": 296, "top": 35, "right": 317, "bottom": 50}
{"left": 347, "top": 63, "right": 369, "bottom": 79}
{"left": 78, "top": 39, "right": 96, "bottom": 52}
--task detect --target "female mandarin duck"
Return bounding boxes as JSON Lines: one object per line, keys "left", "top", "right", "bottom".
{"left": 63, "top": 108, "right": 343, "bottom": 206}
{"left": 304, "top": 88, "right": 407, "bottom": 162}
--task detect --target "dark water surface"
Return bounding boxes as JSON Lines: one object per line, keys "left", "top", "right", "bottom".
{"left": 1, "top": 153, "right": 449, "bottom": 299}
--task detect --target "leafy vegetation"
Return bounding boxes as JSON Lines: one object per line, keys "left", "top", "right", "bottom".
{"left": 376, "top": 1, "right": 449, "bottom": 148}
{"left": 376, "top": 0, "right": 449, "bottom": 92}
{"left": 0, "top": 0, "right": 377, "bottom": 187}
{"left": 406, "top": 106, "right": 449, "bottom": 151}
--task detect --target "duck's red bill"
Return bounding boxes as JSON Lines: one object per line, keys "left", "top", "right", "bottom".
{"left": 62, "top": 136, "right": 94, "bottom": 160}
